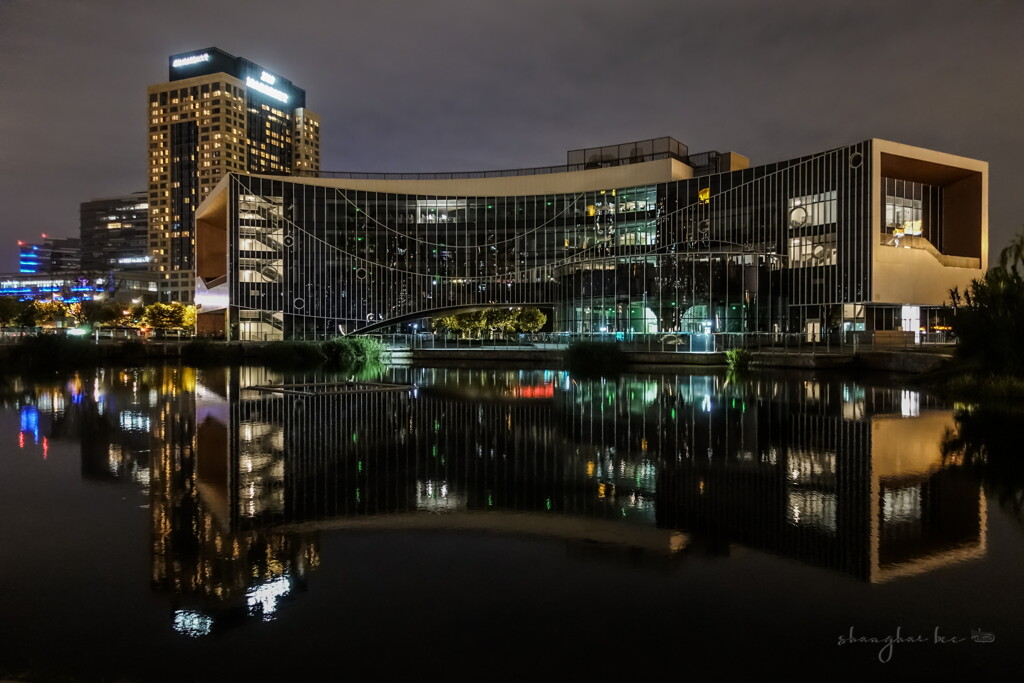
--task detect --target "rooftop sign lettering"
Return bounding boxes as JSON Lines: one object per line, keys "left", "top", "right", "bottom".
{"left": 246, "top": 76, "right": 289, "bottom": 104}
{"left": 171, "top": 53, "right": 211, "bottom": 68}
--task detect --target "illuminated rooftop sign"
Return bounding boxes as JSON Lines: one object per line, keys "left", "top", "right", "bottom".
{"left": 246, "top": 76, "right": 289, "bottom": 104}
{"left": 117, "top": 256, "right": 152, "bottom": 264}
{"left": 171, "top": 53, "right": 211, "bottom": 68}
{"left": 260, "top": 71, "right": 276, "bottom": 85}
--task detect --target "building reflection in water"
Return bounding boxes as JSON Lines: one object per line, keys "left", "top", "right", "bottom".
{"left": 1, "top": 365, "right": 986, "bottom": 636}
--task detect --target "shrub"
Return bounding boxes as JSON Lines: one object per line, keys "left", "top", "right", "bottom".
{"left": 321, "top": 336, "right": 387, "bottom": 369}
{"left": 725, "top": 348, "right": 751, "bottom": 371}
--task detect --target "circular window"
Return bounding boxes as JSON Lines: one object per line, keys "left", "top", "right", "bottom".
{"left": 789, "top": 205, "right": 809, "bottom": 228}
{"left": 293, "top": 297, "right": 305, "bottom": 310}
{"left": 356, "top": 268, "right": 367, "bottom": 280}
{"left": 849, "top": 152, "right": 863, "bottom": 169}
{"left": 283, "top": 235, "right": 295, "bottom": 248}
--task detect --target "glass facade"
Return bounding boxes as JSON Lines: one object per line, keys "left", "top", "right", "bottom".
{"left": 202, "top": 139, "right": 985, "bottom": 343}
{"left": 80, "top": 192, "right": 150, "bottom": 272}
{"left": 881, "top": 177, "right": 943, "bottom": 248}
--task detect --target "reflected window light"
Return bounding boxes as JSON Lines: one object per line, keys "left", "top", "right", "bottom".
{"left": 882, "top": 486, "right": 922, "bottom": 524}
{"left": 246, "top": 575, "right": 291, "bottom": 621}
{"left": 901, "top": 390, "right": 920, "bottom": 417}
{"left": 119, "top": 410, "right": 151, "bottom": 432}
{"left": 173, "top": 610, "right": 213, "bottom": 637}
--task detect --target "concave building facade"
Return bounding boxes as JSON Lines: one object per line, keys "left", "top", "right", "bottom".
{"left": 195, "top": 137, "right": 986, "bottom": 344}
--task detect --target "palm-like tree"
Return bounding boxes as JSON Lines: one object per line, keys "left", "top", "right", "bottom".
{"left": 998, "top": 229, "right": 1024, "bottom": 277}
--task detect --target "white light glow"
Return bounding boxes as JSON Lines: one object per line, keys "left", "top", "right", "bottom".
{"left": 171, "top": 53, "right": 211, "bottom": 68}
{"left": 246, "top": 576, "right": 291, "bottom": 620}
{"left": 246, "top": 76, "right": 289, "bottom": 103}
{"left": 119, "top": 410, "right": 151, "bottom": 432}
{"left": 173, "top": 610, "right": 213, "bottom": 637}
{"left": 260, "top": 70, "right": 276, "bottom": 84}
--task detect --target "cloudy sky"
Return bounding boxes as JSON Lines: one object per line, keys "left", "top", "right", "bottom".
{"left": 1, "top": 0, "right": 1022, "bottom": 269}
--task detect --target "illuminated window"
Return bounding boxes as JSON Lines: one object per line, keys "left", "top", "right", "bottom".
{"left": 788, "top": 191, "right": 836, "bottom": 228}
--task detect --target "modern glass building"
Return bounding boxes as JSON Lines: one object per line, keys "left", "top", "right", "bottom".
{"left": 148, "top": 48, "right": 320, "bottom": 303}
{"left": 195, "top": 137, "right": 986, "bottom": 344}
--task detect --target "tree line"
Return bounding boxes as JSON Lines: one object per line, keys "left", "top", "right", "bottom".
{"left": 0, "top": 299, "right": 197, "bottom": 331}
{"left": 430, "top": 307, "right": 547, "bottom": 338}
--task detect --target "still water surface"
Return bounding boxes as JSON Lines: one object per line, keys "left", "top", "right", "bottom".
{"left": 1, "top": 366, "right": 1022, "bottom": 679}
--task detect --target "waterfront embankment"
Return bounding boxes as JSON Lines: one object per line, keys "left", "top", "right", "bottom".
{"left": 0, "top": 339, "right": 955, "bottom": 374}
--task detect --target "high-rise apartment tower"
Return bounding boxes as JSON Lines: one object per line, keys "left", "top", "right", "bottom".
{"left": 147, "top": 48, "right": 320, "bottom": 301}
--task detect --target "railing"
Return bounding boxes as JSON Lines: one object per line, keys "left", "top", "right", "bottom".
{"left": 364, "top": 330, "right": 956, "bottom": 355}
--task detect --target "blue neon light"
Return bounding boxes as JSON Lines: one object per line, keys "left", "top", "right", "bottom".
{"left": 20, "top": 405, "right": 40, "bottom": 444}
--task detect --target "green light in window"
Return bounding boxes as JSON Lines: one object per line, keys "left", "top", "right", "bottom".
{"left": 357, "top": 237, "right": 363, "bottom": 241}
{"left": 352, "top": 432, "right": 358, "bottom": 443}
{"left": 357, "top": 460, "right": 363, "bottom": 472}
{"left": 355, "top": 488, "right": 361, "bottom": 503}
{"left": 671, "top": 408, "right": 676, "bottom": 419}
{"left": 488, "top": 494, "right": 493, "bottom": 507}
{"left": 487, "top": 205, "right": 493, "bottom": 209}
{"left": 545, "top": 498, "right": 552, "bottom": 511}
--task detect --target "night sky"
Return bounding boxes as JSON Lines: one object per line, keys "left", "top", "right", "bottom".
{"left": 1, "top": 0, "right": 1022, "bottom": 270}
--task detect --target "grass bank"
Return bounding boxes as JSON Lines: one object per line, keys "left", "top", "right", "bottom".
{"left": 1, "top": 335, "right": 388, "bottom": 374}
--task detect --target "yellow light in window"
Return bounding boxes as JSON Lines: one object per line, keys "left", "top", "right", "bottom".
{"left": 698, "top": 188, "right": 710, "bottom": 204}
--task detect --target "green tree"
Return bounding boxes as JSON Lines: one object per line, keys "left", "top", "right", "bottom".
{"left": 998, "top": 229, "right": 1024, "bottom": 276}
{"left": 459, "top": 310, "right": 488, "bottom": 339}
{"left": 515, "top": 307, "right": 547, "bottom": 333}
{"left": 73, "top": 300, "right": 124, "bottom": 328}
{"left": 952, "top": 232, "right": 1024, "bottom": 374}
{"left": 0, "top": 297, "right": 23, "bottom": 329}
{"left": 181, "top": 304, "right": 197, "bottom": 330}
{"left": 115, "top": 304, "right": 146, "bottom": 328}
{"left": 144, "top": 302, "right": 188, "bottom": 329}
{"left": 33, "top": 300, "right": 68, "bottom": 326}
{"left": 431, "top": 314, "right": 461, "bottom": 334}
{"left": 484, "top": 307, "right": 518, "bottom": 337}
{"left": 15, "top": 301, "right": 38, "bottom": 328}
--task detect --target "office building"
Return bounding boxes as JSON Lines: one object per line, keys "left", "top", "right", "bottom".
{"left": 18, "top": 236, "right": 81, "bottom": 275}
{"left": 80, "top": 191, "right": 150, "bottom": 272}
{"left": 148, "top": 48, "right": 320, "bottom": 302}
{"left": 194, "top": 136, "right": 986, "bottom": 345}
